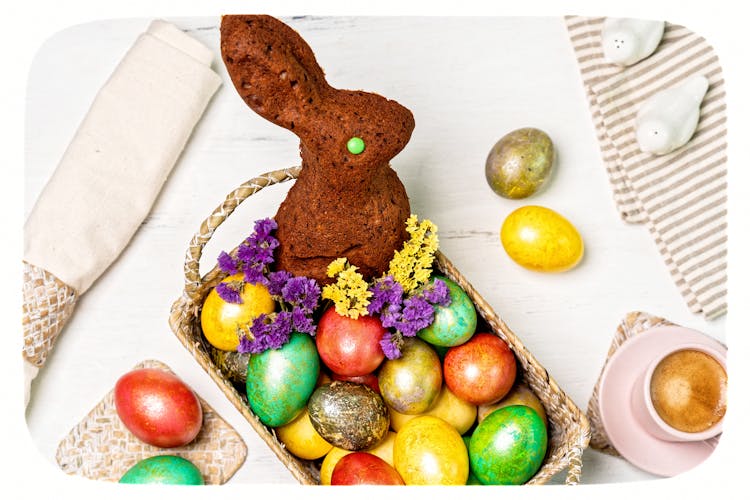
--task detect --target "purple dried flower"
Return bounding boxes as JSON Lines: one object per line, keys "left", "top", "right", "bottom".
{"left": 215, "top": 281, "right": 243, "bottom": 304}
{"left": 423, "top": 278, "right": 452, "bottom": 307}
{"left": 367, "top": 276, "right": 404, "bottom": 315}
{"left": 217, "top": 251, "right": 238, "bottom": 274}
{"left": 243, "top": 264, "right": 269, "bottom": 286}
{"left": 379, "top": 332, "right": 403, "bottom": 360}
{"left": 291, "top": 307, "right": 316, "bottom": 335}
{"left": 267, "top": 270, "right": 293, "bottom": 297}
{"left": 238, "top": 312, "right": 293, "bottom": 353}
{"left": 397, "top": 295, "right": 434, "bottom": 336}
{"left": 282, "top": 277, "right": 321, "bottom": 313}
{"left": 252, "top": 218, "right": 278, "bottom": 240}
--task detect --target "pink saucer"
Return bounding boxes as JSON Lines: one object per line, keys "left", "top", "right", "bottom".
{"left": 598, "top": 325, "right": 727, "bottom": 477}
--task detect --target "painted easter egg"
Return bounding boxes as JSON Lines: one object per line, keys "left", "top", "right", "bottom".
{"left": 485, "top": 128, "right": 555, "bottom": 199}
{"left": 462, "top": 436, "right": 482, "bottom": 485}
{"left": 417, "top": 276, "right": 477, "bottom": 347}
{"left": 119, "top": 455, "right": 204, "bottom": 485}
{"left": 316, "top": 307, "right": 386, "bottom": 376}
{"left": 246, "top": 332, "right": 320, "bottom": 427}
{"left": 276, "top": 407, "right": 333, "bottom": 460}
{"left": 444, "top": 332, "right": 517, "bottom": 406}
{"left": 388, "top": 383, "right": 477, "bottom": 435}
{"left": 500, "top": 205, "right": 584, "bottom": 272}
{"left": 378, "top": 337, "right": 442, "bottom": 415}
{"left": 469, "top": 405, "right": 548, "bottom": 485}
{"left": 331, "top": 452, "right": 404, "bottom": 485}
{"left": 308, "top": 381, "right": 390, "bottom": 450}
{"left": 200, "top": 273, "right": 275, "bottom": 351}
{"left": 319, "top": 431, "right": 397, "bottom": 485}
{"left": 393, "top": 415, "right": 469, "bottom": 485}
{"left": 114, "top": 368, "right": 202, "bottom": 448}
{"left": 478, "top": 382, "right": 548, "bottom": 427}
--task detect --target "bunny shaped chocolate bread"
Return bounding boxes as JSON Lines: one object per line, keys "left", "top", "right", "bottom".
{"left": 220, "top": 15, "right": 414, "bottom": 284}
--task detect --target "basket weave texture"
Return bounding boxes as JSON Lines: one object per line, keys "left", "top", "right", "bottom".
{"left": 55, "top": 359, "right": 247, "bottom": 484}
{"left": 168, "top": 167, "right": 591, "bottom": 485}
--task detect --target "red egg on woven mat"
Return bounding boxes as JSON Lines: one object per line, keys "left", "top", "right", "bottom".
{"left": 331, "top": 452, "right": 405, "bottom": 485}
{"left": 316, "top": 306, "right": 386, "bottom": 376}
{"left": 444, "top": 333, "right": 517, "bottom": 406}
{"left": 114, "top": 368, "right": 203, "bottom": 448}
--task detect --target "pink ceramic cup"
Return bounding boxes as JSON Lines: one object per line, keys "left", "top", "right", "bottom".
{"left": 631, "top": 343, "right": 727, "bottom": 442}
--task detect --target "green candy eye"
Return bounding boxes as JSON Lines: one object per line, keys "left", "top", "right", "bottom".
{"left": 347, "top": 136, "right": 365, "bottom": 155}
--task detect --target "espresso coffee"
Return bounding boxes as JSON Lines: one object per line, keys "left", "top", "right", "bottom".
{"left": 649, "top": 348, "right": 727, "bottom": 433}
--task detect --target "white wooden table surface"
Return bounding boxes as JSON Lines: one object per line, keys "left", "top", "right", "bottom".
{"left": 22, "top": 15, "right": 730, "bottom": 490}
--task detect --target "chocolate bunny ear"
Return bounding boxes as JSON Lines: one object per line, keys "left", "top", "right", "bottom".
{"left": 220, "top": 15, "right": 328, "bottom": 137}
{"left": 221, "top": 15, "right": 414, "bottom": 168}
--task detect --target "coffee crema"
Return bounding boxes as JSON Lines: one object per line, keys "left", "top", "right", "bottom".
{"left": 649, "top": 348, "right": 727, "bottom": 434}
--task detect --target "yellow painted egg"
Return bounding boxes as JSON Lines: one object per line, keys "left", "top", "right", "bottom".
{"left": 389, "top": 384, "right": 477, "bottom": 435}
{"left": 366, "top": 430, "right": 397, "bottom": 467}
{"left": 393, "top": 415, "right": 469, "bottom": 485}
{"left": 500, "top": 205, "right": 583, "bottom": 272}
{"left": 276, "top": 407, "right": 333, "bottom": 460}
{"left": 478, "top": 382, "right": 548, "bottom": 428}
{"left": 320, "top": 446, "right": 352, "bottom": 485}
{"left": 200, "top": 273, "right": 275, "bottom": 351}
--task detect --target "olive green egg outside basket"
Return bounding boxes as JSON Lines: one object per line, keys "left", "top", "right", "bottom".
{"left": 168, "top": 166, "right": 591, "bottom": 485}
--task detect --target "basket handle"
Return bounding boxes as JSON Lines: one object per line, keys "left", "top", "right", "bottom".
{"left": 182, "top": 166, "right": 301, "bottom": 303}
{"left": 564, "top": 426, "right": 589, "bottom": 485}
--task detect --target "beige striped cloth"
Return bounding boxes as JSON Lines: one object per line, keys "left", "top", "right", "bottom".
{"left": 565, "top": 16, "right": 727, "bottom": 320}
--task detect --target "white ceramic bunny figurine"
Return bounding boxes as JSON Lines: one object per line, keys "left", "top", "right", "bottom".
{"left": 635, "top": 75, "right": 709, "bottom": 155}
{"left": 601, "top": 18, "right": 665, "bottom": 66}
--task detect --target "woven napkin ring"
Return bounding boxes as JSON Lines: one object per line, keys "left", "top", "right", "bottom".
{"left": 22, "top": 261, "right": 78, "bottom": 368}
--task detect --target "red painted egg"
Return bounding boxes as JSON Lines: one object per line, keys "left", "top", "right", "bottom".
{"left": 443, "top": 333, "right": 517, "bottom": 406}
{"left": 114, "top": 368, "right": 203, "bottom": 448}
{"left": 331, "top": 452, "right": 405, "bottom": 485}
{"left": 316, "top": 307, "right": 386, "bottom": 376}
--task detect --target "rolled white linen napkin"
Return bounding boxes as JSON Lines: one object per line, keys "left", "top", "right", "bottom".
{"left": 23, "top": 19, "right": 222, "bottom": 405}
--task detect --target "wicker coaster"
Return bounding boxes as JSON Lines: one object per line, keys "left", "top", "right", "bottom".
{"left": 55, "top": 359, "right": 247, "bottom": 484}
{"left": 586, "top": 311, "right": 677, "bottom": 457}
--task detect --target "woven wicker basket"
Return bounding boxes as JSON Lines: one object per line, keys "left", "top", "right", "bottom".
{"left": 168, "top": 166, "right": 591, "bottom": 485}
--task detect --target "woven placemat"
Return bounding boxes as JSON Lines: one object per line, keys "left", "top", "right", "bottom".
{"left": 55, "top": 359, "right": 247, "bottom": 484}
{"left": 585, "top": 311, "right": 677, "bottom": 456}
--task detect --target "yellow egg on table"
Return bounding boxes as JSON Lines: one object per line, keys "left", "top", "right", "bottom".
{"left": 276, "top": 407, "right": 333, "bottom": 460}
{"left": 500, "top": 205, "right": 584, "bottom": 273}
{"left": 320, "top": 446, "right": 352, "bottom": 485}
{"left": 389, "top": 384, "right": 477, "bottom": 435}
{"left": 200, "top": 273, "right": 275, "bottom": 351}
{"left": 365, "top": 430, "right": 397, "bottom": 466}
{"left": 393, "top": 415, "right": 469, "bottom": 485}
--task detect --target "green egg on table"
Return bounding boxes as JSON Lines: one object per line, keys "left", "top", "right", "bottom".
{"left": 485, "top": 127, "right": 555, "bottom": 199}
{"left": 469, "top": 405, "right": 547, "bottom": 485}
{"left": 246, "top": 331, "right": 320, "bottom": 427}
{"left": 119, "top": 455, "right": 204, "bottom": 485}
{"left": 500, "top": 205, "right": 584, "bottom": 273}
{"left": 417, "top": 276, "right": 477, "bottom": 347}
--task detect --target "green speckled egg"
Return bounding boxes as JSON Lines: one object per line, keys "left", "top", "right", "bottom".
{"left": 378, "top": 337, "right": 442, "bottom": 415}
{"left": 469, "top": 405, "right": 547, "bottom": 485}
{"left": 308, "top": 381, "right": 390, "bottom": 450}
{"left": 119, "top": 455, "right": 204, "bottom": 485}
{"left": 246, "top": 332, "right": 320, "bottom": 427}
{"left": 485, "top": 128, "right": 555, "bottom": 199}
{"left": 417, "top": 277, "right": 477, "bottom": 347}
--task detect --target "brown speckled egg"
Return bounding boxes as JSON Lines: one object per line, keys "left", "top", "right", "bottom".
{"left": 308, "top": 381, "right": 390, "bottom": 450}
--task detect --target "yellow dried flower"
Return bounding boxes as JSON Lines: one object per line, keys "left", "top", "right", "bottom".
{"left": 388, "top": 215, "right": 439, "bottom": 293}
{"left": 322, "top": 258, "right": 372, "bottom": 319}
{"left": 326, "top": 257, "right": 347, "bottom": 278}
